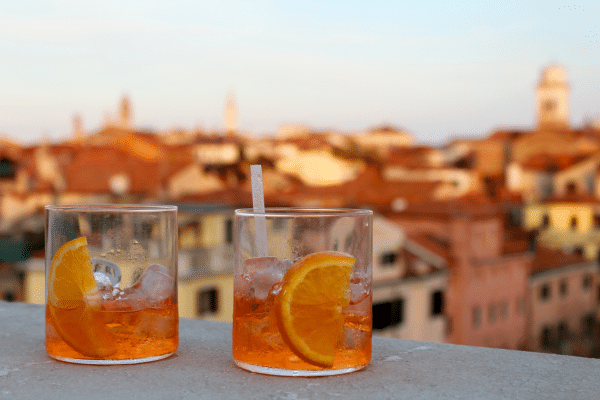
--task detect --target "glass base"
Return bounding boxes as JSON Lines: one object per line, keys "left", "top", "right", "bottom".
{"left": 49, "top": 352, "right": 175, "bottom": 365}
{"left": 234, "top": 360, "right": 367, "bottom": 377}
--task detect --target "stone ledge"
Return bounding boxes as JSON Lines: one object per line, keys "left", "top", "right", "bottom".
{"left": 1, "top": 301, "right": 599, "bottom": 400}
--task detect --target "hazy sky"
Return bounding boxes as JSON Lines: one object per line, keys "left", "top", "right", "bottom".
{"left": 1, "top": 1, "right": 599, "bottom": 145}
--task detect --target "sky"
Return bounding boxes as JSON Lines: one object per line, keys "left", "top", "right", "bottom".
{"left": 1, "top": 1, "right": 599, "bottom": 145}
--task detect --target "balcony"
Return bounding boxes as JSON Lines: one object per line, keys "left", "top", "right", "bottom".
{"left": 1, "top": 300, "right": 599, "bottom": 399}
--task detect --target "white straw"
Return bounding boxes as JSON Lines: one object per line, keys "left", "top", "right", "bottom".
{"left": 250, "top": 164, "right": 269, "bottom": 257}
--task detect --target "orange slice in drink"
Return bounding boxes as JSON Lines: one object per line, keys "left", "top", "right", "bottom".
{"left": 276, "top": 251, "right": 355, "bottom": 367}
{"left": 48, "top": 237, "right": 117, "bottom": 358}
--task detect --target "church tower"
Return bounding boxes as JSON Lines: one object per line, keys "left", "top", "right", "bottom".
{"left": 224, "top": 92, "right": 238, "bottom": 135}
{"left": 119, "top": 95, "right": 133, "bottom": 130}
{"left": 72, "top": 113, "right": 84, "bottom": 143}
{"left": 536, "top": 66, "right": 570, "bottom": 129}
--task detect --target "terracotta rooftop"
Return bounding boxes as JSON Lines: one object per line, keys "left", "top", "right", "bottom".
{"left": 280, "top": 133, "right": 335, "bottom": 151}
{"left": 398, "top": 191, "right": 506, "bottom": 217}
{"left": 503, "top": 226, "right": 533, "bottom": 255}
{"left": 63, "top": 146, "right": 169, "bottom": 194}
{"left": 178, "top": 186, "right": 253, "bottom": 208}
{"left": 190, "top": 134, "right": 243, "bottom": 145}
{"left": 487, "top": 129, "right": 527, "bottom": 142}
{"left": 386, "top": 146, "right": 437, "bottom": 168}
{"left": 407, "top": 233, "right": 451, "bottom": 262}
{"left": 520, "top": 152, "right": 594, "bottom": 172}
{"left": 0, "top": 138, "right": 23, "bottom": 158}
{"left": 264, "top": 166, "right": 443, "bottom": 211}
{"left": 368, "top": 124, "right": 407, "bottom": 134}
{"left": 530, "top": 246, "right": 587, "bottom": 276}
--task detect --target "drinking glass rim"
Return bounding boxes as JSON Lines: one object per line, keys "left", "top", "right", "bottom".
{"left": 235, "top": 207, "right": 372, "bottom": 218}
{"left": 45, "top": 204, "right": 177, "bottom": 213}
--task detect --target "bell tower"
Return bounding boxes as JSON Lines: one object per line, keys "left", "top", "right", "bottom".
{"left": 536, "top": 66, "right": 570, "bottom": 129}
{"left": 119, "top": 95, "right": 132, "bottom": 130}
{"left": 224, "top": 92, "right": 238, "bottom": 135}
{"left": 72, "top": 113, "right": 84, "bottom": 143}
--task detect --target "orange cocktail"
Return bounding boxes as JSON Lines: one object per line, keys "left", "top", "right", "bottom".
{"left": 45, "top": 292, "right": 178, "bottom": 363}
{"left": 45, "top": 205, "right": 178, "bottom": 365}
{"left": 233, "top": 208, "right": 373, "bottom": 376}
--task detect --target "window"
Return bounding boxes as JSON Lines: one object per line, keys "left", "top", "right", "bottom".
{"left": 508, "top": 207, "right": 522, "bottom": 227}
{"left": 488, "top": 304, "right": 497, "bottom": 323}
{"left": 379, "top": 252, "right": 397, "bottom": 269}
{"left": 344, "top": 235, "right": 353, "bottom": 251}
{"left": 557, "top": 322, "right": 569, "bottom": 345}
{"left": 483, "top": 176, "right": 497, "bottom": 198}
{"left": 570, "top": 216, "right": 578, "bottom": 231}
{"left": 500, "top": 301, "right": 509, "bottom": 320}
{"left": 540, "top": 284, "right": 551, "bottom": 301}
{"left": 373, "top": 298, "right": 404, "bottom": 330}
{"left": 582, "top": 314, "right": 596, "bottom": 338}
{"left": 332, "top": 235, "right": 354, "bottom": 252}
{"left": 197, "top": 287, "right": 219, "bottom": 316}
{"left": 566, "top": 181, "right": 577, "bottom": 195}
{"left": 0, "top": 158, "right": 16, "bottom": 179}
{"left": 543, "top": 99, "right": 556, "bottom": 112}
{"left": 225, "top": 219, "right": 233, "bottom": 244}
{"left": 559, "top": 279, "right": 568, "bottom": 297}
{"left": 541, "top": 326, "right": 552, "bottom": 349}
{"left": 2, "top": 291, "right": 15, "bottom": 302}
{"left": 583, "top": 274, "right": 593, "bottom": 290}
{"left": 431, "top": 290, "right": 444, "bottom": 316}
{"left": 293, "top": 225, "right": 302, "bottom": 240}
{"left": 133, "top": 221, "right": 152, "bottom": 239}
{"left": 542, "top": 214, "right": 550, "bottom": 229}
{"left": 90, "top": 213, "right": 122, "bottom": 231}
{"left": 472, "top": 307, "right": 482, "bottom": 328}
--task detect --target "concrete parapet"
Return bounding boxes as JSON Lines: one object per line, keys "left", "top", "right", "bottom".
{"left": 1, "top": 301, "right": 599, "bottom": 399}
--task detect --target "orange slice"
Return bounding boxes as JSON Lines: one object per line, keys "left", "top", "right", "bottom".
{"left": 276, "top": 251, "right": 355, "bottom": 367}
{"left": 48, "top": 237, "right": 117, "bottom": 358}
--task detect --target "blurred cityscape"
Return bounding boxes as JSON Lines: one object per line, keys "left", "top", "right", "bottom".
{"left": 1, "top": 65, "right": 600, "bottom": 357}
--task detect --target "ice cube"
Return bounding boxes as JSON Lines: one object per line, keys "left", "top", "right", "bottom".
{"left": 349, "top": 271, "right": 370, "bottom": 305}
{"left": 130, "top": 264, "right": 175, "bottom": 303}
{"left": 134, "top": 310, "right": 177, "bottom": 339}
{"left": 251, "top": 268, "right": 285, "bottom": 300}
{"left": 241, "top": 257, "right": 285, "bottom": 300}
{"left": 340, "top": 324, "right": 370, "bottom": 350}
{"left": 349, "top": 282, "right": 369, "bottom": 304}
{"left": 94, "top": 271, "right": 113, "bottom": 287}
{"left": 281, "top": 258, "right": 294, "bottom": 273}
{"left": 256, "top": 317, "right": 284, "bottom": 349}
{"left": 102, "top": 290, "right": 148, "bottom": 312}
{"left": 98, "top": 285, "right": 124, "bottom": 301}
{"left": 243, "top": 256, "right": 281, "bottom": 274}
{"left": 91, "top": 258, "right": 121, "bottom": 288}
